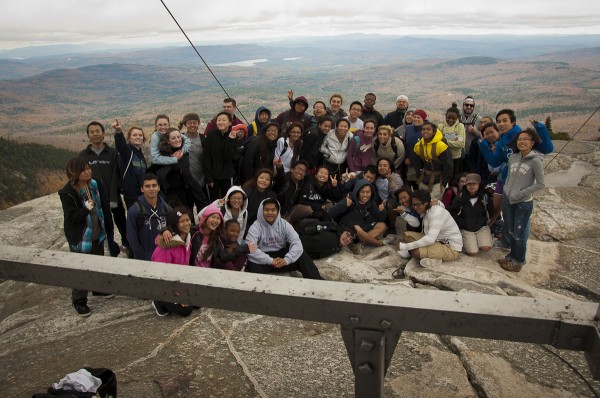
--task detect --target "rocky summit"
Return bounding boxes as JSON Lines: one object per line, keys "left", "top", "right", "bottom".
{"left": 0, "top": 140, "right": 599, "bottom": 397}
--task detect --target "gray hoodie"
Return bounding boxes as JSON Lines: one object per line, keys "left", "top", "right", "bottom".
{"left": 246, "top": 199, "right": 303, "bottom": 265}
{"left": 504, "top": 149, "right": 545, "bottom": 204}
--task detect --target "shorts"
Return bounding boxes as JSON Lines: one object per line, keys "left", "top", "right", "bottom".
{"left": 461, "top": 226, "right": 493, "bottom": 254}
{"left": 404, "top": 231, "right": 460, "bottom": 262}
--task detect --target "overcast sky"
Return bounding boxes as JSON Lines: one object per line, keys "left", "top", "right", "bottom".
{"left": 1, "top": 0, "right": 599, "bottom": 50}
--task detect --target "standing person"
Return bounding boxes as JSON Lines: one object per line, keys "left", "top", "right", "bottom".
{"left": 240, "top": 122, "right": 279, "bottom": 183}
{"left": 320, "top": 118, "right": 353, "bottom": 181}
{"left": 449, "top": 173, "right": 494, "bottom": 256}
{"left": 112, "top": 119, "right": 147, "bottom": 210}
{"left": 460, "top": 96, "right": 483, "bottom": 172}
{"left": 413, "top": 121, "right": 453, "bottom": 199}
{"left": 344, "top": 101, "right": 364, "bottom": 133}
{"left": 276, "top": 95, "right": 311, "bottom": 131}
{"left": 203, "top": 111, "right": 240, "bottom": 201}
{"left": 372, "top": 125, "right": 405, "bottom": 172}
{"left": 126, "top": 173, "right": 171, "bottom": 261}
{"left": 359, "top": 93, "right": 384, "bottom": 128}
{"left": 80, "top": 121, "right": 126, "bottom": 256}
{"left": 397, "top": 189, "right": 463, "bottom": 266}
{"left": 274, "top": 122, "right": 303, "bottom": 173}
{"left": 150, "top": 114, "right": 192, "bottom": 167}
{"left": 438, "top": 103, "right": 466, "bottom": 178}
{"left": 384, "top": 95, "right": 409, "bottom": 129}
{"left": 203, "top": 98, "right": 244, "bottom": 135}
{"left": 301, "top": 116, "right": 332, "bottom": 172}
{"left": 347, "top": 119, "right": 376, "bottom": 173}
{"left": 246, "top": 198, "right": 324, "bottom": 280}
{"left": 404, "top": 109, "right": 427, "bottom": 190}
{"left": 394, "top": 108, "right": 415, "bottom": 140}
{"left": 59, "top": 157, "right": 114, "bottom": 316}
{"left": 150, "top": 206, "right": 194, "bottom": 317}
{"left": 178, "top": 112, "right": 208, "bottom": 213}
{"left": 498, "top": 129, "right": 546, "bottom": 272}
{"left": 309, "top": 101, "right": 328, "bottom": 128}
{"left": 326, "top": 93, "right": 347, "bottom": 126}
{"left": 247, "top": 106, "right": 272, "bottom": 137}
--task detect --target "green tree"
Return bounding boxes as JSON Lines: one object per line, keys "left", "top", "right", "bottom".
{"left": 545, "top": 116, "right": 553, "bottom": 135}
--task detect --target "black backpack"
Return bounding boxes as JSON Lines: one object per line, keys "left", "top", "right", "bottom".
{"left": 32, "top": 368, "right": 117, "bottom": 398}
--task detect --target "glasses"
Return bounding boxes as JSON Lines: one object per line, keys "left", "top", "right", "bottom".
{"left": 294, "top": 168, "right": 307, "bottom": 174}
{"left": 517, "top": 137, "right": 532, "bottom": 142}
{"left": 412, "top": 202, "right": 425, "bottom": 207}
{"left": 464, "top": 104, "right": 474, "bottom": 108}
{"left": 289, "top": 130, "right": 302, "bottom": 135}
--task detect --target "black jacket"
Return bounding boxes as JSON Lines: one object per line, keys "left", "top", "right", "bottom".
{"left": 203, "top": 128, "right": 240, "bottom": 183}
{"left": 449, "top": 189, "right": 494, "bottom": 232}
{"left": 58, "top": 179, "right": 114, "bottom": 248}
{"left": 80, "top": 144, "right": 120, "bottom": 203}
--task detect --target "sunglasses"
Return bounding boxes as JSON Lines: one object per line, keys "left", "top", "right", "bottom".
{"left": 464, "top": 103, "right": 475, "bottom": 108}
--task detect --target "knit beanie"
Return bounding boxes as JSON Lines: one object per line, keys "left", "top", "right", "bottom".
{"left": 414, "top": 109, "right": 427, "bottom": 120}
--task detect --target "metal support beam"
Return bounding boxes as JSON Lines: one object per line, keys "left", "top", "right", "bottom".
{"left": 0, "top": 245, "right": 599, "bottom": 393}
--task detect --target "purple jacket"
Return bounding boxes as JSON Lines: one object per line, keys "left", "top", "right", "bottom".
{"left": 346, "top": 130, "right": 374, "bottom": 172}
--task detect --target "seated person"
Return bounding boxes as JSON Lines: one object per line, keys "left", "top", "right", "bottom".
{"left": 294, "top": 165, "right": 342, "bottom": 223}
{"left": 328, "top": 179, "right": 395, "bottom": 254}
{"left": 398, "top": 189, "right": 463, "bottom": 267}
{"left": 245, "top": 198, "right": 324, "bottom": 280}
{"left": 448, "top": 173, "right": 494, "bottom": 256}
{"left": 295, "top": 219, "right": 355, "bottom": 259}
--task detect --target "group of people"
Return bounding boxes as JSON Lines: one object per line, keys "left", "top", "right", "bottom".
{"left": 59, "top": 92, "right": 551, "bottom": 316}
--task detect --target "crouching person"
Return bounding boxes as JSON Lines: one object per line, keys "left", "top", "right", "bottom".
{"left": 398, "top": 189, "right": 463, "bottom": 267}
{"left": 245, "top": 198, "right": 324, "bottom": 279}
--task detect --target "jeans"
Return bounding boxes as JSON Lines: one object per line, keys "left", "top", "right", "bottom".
{"left": 246, "top": 248, "right": 323, "bottom": 280}
{"left": 502, "top": 194, "right": 533, "bottom": 265}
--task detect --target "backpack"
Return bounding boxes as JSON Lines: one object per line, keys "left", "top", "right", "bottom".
{"left": 32, "top": 367, "right": 117, "bottom": 398}
{"left": 134, "top": 200, "right": 171, "bottom": 230}
{"left": 374, "top": 136, "right": 399, "bottom": 162}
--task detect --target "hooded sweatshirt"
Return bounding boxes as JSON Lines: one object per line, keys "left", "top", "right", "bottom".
{"left": 246, "top": 199, "right": 303, "bottom": 266}
{"left": 328, "top": 179, "right": 386, "bottom": 231}
{"left": 347, "top": 129, "right": 374, "bottom": 172}
{"left": 504, "top": 149, "right": 545, "bottom": 205}
{"left": 276, "top": 96, "right": 311, "bottom": 131}
{"left": 320, "top": 129, "right": 353, "bottom": 165}
{"left": 248, "top": 106, "right": 272, "bottom": 137}
{"left": 438, "top": 119, "right": 466, "bottom": 160}
{"left": 203, "top": 185, "right": 249, "bottom": 243}
{"left": 413, "top": 129, "right": 453, "bottom": 185}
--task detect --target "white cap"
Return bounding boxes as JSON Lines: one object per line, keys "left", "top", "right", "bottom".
{"left": 396, "top": 95, "right": 409, "bottom": 102}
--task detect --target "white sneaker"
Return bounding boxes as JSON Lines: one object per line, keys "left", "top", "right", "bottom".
{"left": 420, "top": 258, "right": 442, "bottom": 267}
{"left": 381, "top": 234, "right": 397, "bottom": 245}
{"left": 397, "top": 250, "right": 411, "bottom": 259}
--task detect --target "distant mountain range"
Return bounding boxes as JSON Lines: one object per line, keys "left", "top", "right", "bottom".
{"left": 1, "top": 34, "right": 599, "bottom": 80}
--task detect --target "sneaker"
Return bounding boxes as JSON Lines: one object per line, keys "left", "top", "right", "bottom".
{"left": 120, "top": 245, "right": 129, "bottom": 254}
{"left": 380, "top": 234, "right": 397, "bottom": 245}
{"left": 498, "top": 259, "right": 522, "bottom": 272}
{"left": 420, "top": 258, "right": 442, "bottom": 267}
{"left": 152, "top": 301, "right": 169, "bottom": 317}
{"left": 349, "top": 242, "right": 363, "bottom": 255}
{"left": 92, "top": 292, "right": 114, "bottom": 298}
{"left": 73, "top": 300, "right": 91, "bottom": 317}
{"left": 383, "top": 227, "right": 397, "bottom": 237}
{"left": 398, "top": 250, "right": 411, "bottom": 259}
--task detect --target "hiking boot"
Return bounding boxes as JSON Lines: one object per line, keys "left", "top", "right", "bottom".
{"left": 92, "top": 292, "right": 114, "bottom": 298}
{"left": 420, "top": 258, "right": 442, "bottom": 267}
{"left": 73, "top": 300, "right": 91, "bottom": 317}
{"left": 152, "top": 301, "right": 169, "bottom": 317}
{"left": 381, "top": 234, "right": 397, "bottom": 245}
{"left": 349, "top": 242, "right": 363, "bottom": 255}
{"left": 498, "top": 259, "right": 522, "bottom": 272}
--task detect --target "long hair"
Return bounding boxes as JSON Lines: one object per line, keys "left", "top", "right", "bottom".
{"left": 167, "top": 206, "right": 190, "bottom": 235}
{"left": 200, "top": 212, "right": 223, "bottom": 261}
{"left": 284, "top": 122, "right": 303, "bottom": 164}
{"left": 65, "top": 157, "right": 90, "bottom": 187}
{"left": 257, "top": 122, "right": 279, "bottom": 169}
{"left": 242, "top": 168, "right": 274, "bottom": 191}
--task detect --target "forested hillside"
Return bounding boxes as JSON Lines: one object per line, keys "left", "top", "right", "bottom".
{"left": 0, "top": 137, "right": 76, "bottom": 209}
